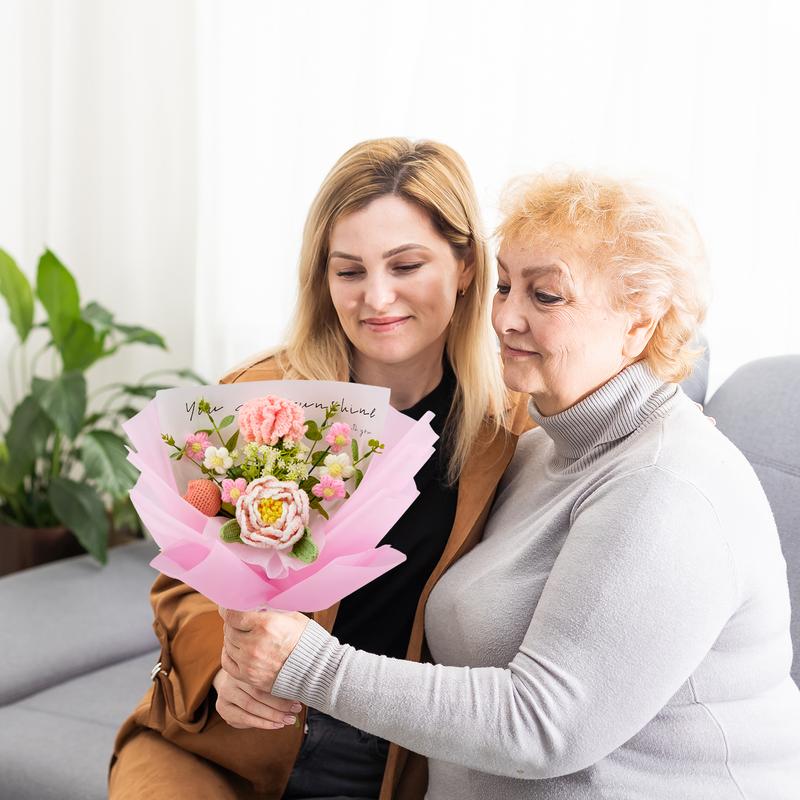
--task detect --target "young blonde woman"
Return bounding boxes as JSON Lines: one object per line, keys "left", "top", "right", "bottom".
{"left": 109, "top": 138, "right": 530, "bottom": 799}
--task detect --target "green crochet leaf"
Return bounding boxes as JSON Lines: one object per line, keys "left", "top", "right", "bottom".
{"left": 291, "top": 528, "right": 318, "bottom": 564}
{"left": 219, "top": 518, "right": 242, "bottom": 543}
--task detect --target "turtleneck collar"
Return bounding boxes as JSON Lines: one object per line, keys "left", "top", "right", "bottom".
{"left": 527, "top": 361, "right": 678, "bottom": 463}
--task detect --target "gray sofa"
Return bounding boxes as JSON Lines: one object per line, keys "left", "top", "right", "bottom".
{"left": 0, "top": 540, "right": 159, "bottom": 799}
{"left": 704, "top": 355, "right": 800, "bottom": 685}
{"left": 1, "top": 353, "right": 797, "bottom": 800}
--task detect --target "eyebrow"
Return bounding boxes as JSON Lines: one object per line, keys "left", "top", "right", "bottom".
{"left": 329, "top": 243, "right": 431, "bottom": 263}
{"left": 496, "top": 257, "right": 568, "bottom": 279}
{"left": 329, "top": 251, "right": 363, "bottom": 263}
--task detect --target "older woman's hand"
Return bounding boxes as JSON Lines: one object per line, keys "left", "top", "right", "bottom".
{"left": 212, "top": 668, "right": 302, "bottom": 730}
{"left": 219, "top": 607, "right": 310, "bottom": 694}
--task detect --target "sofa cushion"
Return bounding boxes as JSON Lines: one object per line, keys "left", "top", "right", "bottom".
{"left": 0, "top": 539, "right": 159, "bottom": 705}
{"left": 0, "top": 649, "right": 160, "bottom": 800}
{"left": 705, "top": 354, "right": 800, "bottom": 684}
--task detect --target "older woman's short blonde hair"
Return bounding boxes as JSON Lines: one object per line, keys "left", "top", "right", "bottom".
{"left": 496, "top": 170, "right": 711, "bottom": 383}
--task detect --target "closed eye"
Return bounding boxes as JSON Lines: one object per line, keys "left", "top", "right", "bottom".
{"left": 535, "top": 291, "right": 563, "bottom": 304}
{"left": 334, "top": 269, "right": 364, "bottom": 278}
{"left": 394, "top": 263, "right": 423, "bottom": 273}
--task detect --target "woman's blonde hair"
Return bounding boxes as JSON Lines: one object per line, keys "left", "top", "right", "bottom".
{"left": 281, "top": 137, "right": 507, "bottom": 482}
{"left": 497, "top": 170, "right": 711, "bottom": 383}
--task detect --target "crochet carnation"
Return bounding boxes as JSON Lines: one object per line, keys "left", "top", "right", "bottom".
{"left": 238, "top": 395, "right": 306, "bottom": 446}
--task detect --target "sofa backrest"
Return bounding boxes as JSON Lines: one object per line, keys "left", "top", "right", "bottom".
{"left": 679, "top": 335, "right": 710, "bottom": 405}
{"left": 705, "top": 355, "right": 800, "bottom": 685}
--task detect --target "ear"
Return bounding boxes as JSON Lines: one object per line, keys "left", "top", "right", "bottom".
{"left": 622, "top": 313, "right": 659, "bottom": 360}
{"left": 457, "top": 249, "right": 476, "bottom": 293}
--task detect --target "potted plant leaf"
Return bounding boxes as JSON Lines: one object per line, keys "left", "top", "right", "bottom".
{"left": 0, "top": 247, "right": 203, "bottom": 575}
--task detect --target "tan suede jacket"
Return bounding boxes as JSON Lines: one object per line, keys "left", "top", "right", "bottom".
{"left": 112, "top": 354, "right": 532, "bottom": 799}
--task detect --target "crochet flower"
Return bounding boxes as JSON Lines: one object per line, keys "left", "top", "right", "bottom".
{"left": 184, "top": 432, "right": 211, "bottom": 463}
{"left": 221, "top": 477, "right": 248, "bottom": 504}
{"left": 325, "top": 422, "right": 352, "bottom": 454}
{"left": 182, "top": 479, "right": 221, "bottom": 516}
{"left": 312, "top": 475, "right": 346, "bottom": 501}
{"left": 238, "top": 395, "right": 306, "bottom": 446}
{"left": 235, "top": 476, "right": 309, "bottom": 550}
{"left": 319, "top": 452, "right": 354, "bottom": 480}
{"left": 203, "top": 446, "right": 233, "bottom": 475}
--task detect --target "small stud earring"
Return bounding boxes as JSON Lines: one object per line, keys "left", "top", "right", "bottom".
{"left": 458, "top": 288, "right": 466, "bottom": 297}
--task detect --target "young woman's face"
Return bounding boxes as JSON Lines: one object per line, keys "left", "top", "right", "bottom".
{"left": 327, "top": 195, "right": 472, "bottom": 370}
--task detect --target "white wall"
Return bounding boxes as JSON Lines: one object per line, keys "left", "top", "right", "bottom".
{"left": 196, "top": 0, "right": 800, "bottom": 394}
{"left": 2, "top": 0, "right": 799, "bottom": 415}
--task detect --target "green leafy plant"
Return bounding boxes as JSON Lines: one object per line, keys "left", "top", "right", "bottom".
{"left": 0, "top": 248, "right": 204, "bottom": 563}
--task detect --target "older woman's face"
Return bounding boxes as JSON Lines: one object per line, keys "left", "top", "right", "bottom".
{"left": 492, "top": 239, "right": 643, "bottom": 416}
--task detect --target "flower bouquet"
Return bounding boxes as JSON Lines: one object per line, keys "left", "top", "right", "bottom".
{"left": 124, "top": 380, "right": 437, "bottom": 611}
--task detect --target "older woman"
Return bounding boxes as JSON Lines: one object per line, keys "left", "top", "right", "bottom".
{"left": 220, "top": 171, "right": 800, "bottom": 798}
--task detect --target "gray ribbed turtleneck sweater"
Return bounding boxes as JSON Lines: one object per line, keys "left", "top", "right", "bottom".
{"left": 273, "top": 362, "right": 800, "bottom": 799}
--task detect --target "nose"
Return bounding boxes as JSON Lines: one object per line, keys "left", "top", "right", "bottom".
{"left": 362, "top": 271, "right": 397, "bottom": 312}
{"left": 492, "top": 288, "right": 529, "bottom": 337}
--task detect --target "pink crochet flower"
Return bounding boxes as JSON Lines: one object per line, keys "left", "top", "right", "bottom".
{"left": 312, "top": 475, "right": 346, "bottom": 501}
{"left": 238, "top": 395, "right": 306, "bottom": 446}
{"left": 184, "top": 432, "right": 211, "bottom": 462}
{"left": 221, "top": 477, "right": 248, "bottom": 504}
{"left": 325, "top": 422, "right": 352, "bottom": 454}
{"left": 235, "top": 476, "right": 309, "bottom": 550}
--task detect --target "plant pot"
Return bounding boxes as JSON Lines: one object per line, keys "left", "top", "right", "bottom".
{"left": 0, "top": 524, "right": 85, "bottom": 577}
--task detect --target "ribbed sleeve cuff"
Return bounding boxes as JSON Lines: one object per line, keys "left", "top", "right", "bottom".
{"left": 271, "top": 619, "right": 346, "bottom": 710}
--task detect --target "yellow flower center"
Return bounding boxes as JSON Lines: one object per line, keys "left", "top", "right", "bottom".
{"left": 257, "top": 498, "right": 284, "bottom": 526}
{"left": 191, "top": 442, "right": 203, "bottom": 452}
{"left": 327, "top": 463, "right": 343, "bottom": 478}
{"left": 322, "top": 487, "right": 335, "bottom": 499}
{"left": 334, "top": 435, "right": 347, "bottom": 446}
{"left": 229, "top": 488, "right": 241, "bottom": 501}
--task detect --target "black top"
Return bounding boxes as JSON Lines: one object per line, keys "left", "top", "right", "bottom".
{"left": 331, "top": 362, "right": 459, "bottom": 660}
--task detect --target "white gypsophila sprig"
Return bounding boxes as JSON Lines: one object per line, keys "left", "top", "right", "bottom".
{"left": 244, "top": 442, "right": 260, "bottom": 460}
{"left": 259, "top": 445, "right": 280, "bottom": 474}
{"left": 285, "top": 461, "right": 312, "bottom": 482}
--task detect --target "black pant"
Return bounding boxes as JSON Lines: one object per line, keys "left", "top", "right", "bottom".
{"left": 281, "top": 709, "right": 390, "bottom": 800}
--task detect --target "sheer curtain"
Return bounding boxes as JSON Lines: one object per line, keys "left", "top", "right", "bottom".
{"left": 194, "top": 0, "right": 800, "bottom": 393}
{"left": 0, "top": 0, "right": 198, "bottom": 412}
{"left": 2, "top": 0, "right": 799, "bottom": 405}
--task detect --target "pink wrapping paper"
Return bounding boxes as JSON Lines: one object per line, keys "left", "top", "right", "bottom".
{"left": 124, "top": 386, "right": 437, "bottom": 611}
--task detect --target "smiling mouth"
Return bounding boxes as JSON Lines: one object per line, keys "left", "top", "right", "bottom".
{"left": 361, "top": 316, "right": 411, "bottom": 332}
{"left": 503, "top": 344, "right": 538, "bottom": 358}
